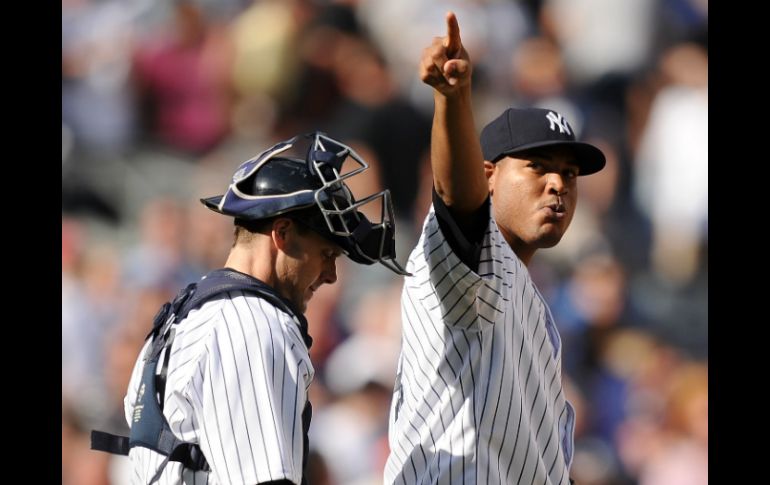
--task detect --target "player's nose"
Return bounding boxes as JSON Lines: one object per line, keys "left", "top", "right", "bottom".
{"left": 321, "top": 259, "right": 338, "bottom": 285}
{"left": 546, "top": 172, "right": 568, "bottom": 195}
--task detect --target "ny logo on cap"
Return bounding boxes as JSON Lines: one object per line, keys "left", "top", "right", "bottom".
{"left": 546, "top": 111, "right": 572, "bottom": 136}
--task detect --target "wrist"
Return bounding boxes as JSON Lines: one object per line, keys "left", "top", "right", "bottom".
{"left": 434, "top": 86, "right": 471, "bottom": 103}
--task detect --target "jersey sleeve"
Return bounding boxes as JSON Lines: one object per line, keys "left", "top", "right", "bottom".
{"left": 431, "top": 187, "right": 490, "bottom": 272}
{"left": 186, "top": 293, "right": 312, "bottom": 485}
{"left": 404, "top": 205, "right": 506, "bottom": 332}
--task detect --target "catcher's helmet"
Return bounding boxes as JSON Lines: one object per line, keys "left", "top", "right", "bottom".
{"left": 201, "top": 132, "right": 409, "bottom": 276}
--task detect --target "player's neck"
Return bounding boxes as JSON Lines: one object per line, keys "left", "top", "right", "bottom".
{"left": 223, "top": 241, "right": 277, "bottom": 288}
{"left": 511, "top": 245, "right": 535, "bottom": 267}
{"left": 497, "top": 226, "right": 536, "bottom": 266}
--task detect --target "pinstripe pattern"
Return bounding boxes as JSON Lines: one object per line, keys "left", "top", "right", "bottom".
{"left": 385, "top": 207, "right": 575, "bottom": 484}
{"left": 124, "top": 291, "right": 313, "bottom": 484}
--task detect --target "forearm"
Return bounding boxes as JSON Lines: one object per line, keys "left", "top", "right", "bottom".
{"left": 431, "top": 89, "right": 487, "bottom": 214}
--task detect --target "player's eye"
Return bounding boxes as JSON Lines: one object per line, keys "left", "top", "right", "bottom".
{"left": 563, "top": 169, "right": 578, "bottom": 180}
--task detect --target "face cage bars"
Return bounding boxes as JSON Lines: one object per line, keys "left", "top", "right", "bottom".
{"left": 309, "top": 133, "right": 410, "bottom": 276}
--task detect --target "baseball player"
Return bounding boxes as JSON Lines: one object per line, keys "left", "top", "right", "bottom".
{"left": 91, "top": 132, "right": 408, "bottom": 484}
{"left": 384, "top": 13, "right": 606, "bottom": 484}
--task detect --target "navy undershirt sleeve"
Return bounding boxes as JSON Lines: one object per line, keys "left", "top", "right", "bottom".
{"left": 432, "top": 187, "right": 490, "bottom": 273}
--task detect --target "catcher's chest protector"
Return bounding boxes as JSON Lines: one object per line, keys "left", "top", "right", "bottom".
{"left": 90, "top": 268, "right": 313, "bottom": 484}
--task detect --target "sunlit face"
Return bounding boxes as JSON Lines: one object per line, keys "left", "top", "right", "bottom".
{"left": 486, "top": 147, "right": 579, "bottom": 260}
{"left": 276, "top": 223, "right": 343, "bottom": 314}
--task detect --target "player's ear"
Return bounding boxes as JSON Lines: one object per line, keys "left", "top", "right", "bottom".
{"left": 271, "top": 218, "right": 293, "bottom": 251}
{"left": 484, "top": 161, "right": 496, "bottom": 194}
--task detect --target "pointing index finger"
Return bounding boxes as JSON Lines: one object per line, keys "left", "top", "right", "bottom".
{"left": 444, "top": 11, "right": 462, "bottom": 58}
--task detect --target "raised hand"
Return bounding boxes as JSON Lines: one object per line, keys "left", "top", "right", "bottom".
{"left": 419, "top": 11, "right": 472, "bottom": 96}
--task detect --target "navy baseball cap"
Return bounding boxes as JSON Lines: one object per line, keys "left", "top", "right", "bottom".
{"left": 480, "top": 107, "right": 606, "bottom": 175}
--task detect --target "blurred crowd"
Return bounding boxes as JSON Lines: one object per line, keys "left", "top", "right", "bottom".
{"left": 62, "top": 0, "right": 708, "bottom": 484}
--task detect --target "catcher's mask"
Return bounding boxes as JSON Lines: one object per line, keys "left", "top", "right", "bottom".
{"left": 201, "top": 132, "right": 410, "bottom": 276}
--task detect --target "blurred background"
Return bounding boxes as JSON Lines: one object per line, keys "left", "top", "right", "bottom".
{"left": 61, "top": 0, "right": 707, "bottom": 484}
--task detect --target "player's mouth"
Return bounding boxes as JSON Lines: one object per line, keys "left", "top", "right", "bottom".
{"left": 541, "top": 201, "right": 566, "bottom": 220}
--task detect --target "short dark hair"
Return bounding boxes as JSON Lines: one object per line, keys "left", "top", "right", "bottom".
{"left": 232, "top": 207, "right": 319, "bottom": 246}
{"left": 233, "top": 217, "right": 272, "bottom": 245}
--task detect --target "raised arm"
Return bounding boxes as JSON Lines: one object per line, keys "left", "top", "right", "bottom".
{"left": 419, "top": 12, "right": 487, "bottom": 217}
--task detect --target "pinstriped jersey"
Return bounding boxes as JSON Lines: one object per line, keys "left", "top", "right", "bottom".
{"left": 385, "top": 206, "right": 575, "bottom": 485}
{"left": 124, "top": 291, "right": 314, "bottom": 485}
